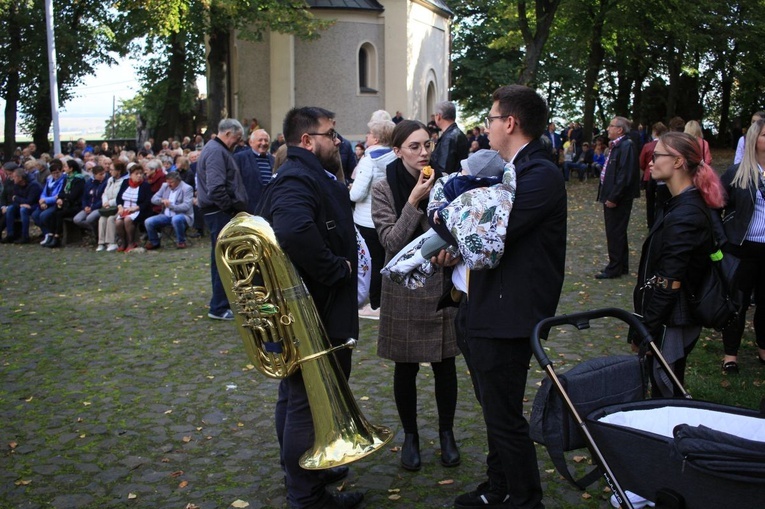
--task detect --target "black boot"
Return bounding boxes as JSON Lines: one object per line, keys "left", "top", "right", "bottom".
{"left": 400, "top": 433, "right": 421, "bottom": 471}
{"left": 439, "top": 430, "right": 460, "bottom": 467}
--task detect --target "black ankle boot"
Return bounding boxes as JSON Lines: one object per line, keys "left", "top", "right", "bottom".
{"left": 400, "top": 433, "right": 421, "bottom": 471}
{"left": 439, "top": 430, "right": 460, "bottom": 467}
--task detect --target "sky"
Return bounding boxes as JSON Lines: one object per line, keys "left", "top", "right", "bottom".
{"left": 0, "top": 55, "right": 141, "bottom": 141}
{"left": 0, "top": 55, "right": 204, "bottom": 141}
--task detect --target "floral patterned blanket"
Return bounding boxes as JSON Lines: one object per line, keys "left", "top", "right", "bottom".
{"left": 382, "top": 165, "right": 516, "bottom": 289}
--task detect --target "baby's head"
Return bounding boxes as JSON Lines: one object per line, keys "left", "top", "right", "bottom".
{"left": 459, "top": 149, "right": 505, "bottom": 178}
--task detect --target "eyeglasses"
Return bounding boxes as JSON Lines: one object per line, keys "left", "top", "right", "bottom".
{"left": 403, "top": 141, "right": 434, "bottom": 152}
{"left": 652, "top": 152, "right": 675, "bottom": 163}
{"left": 484, "top": 115, "right": 509, "bottom": 129}
{"left": 307, "top": 128, "right": 338, "bottom": 141}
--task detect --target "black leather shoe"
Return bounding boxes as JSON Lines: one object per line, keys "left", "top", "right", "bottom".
{"left": 321, "top": 466, "right": 349, "bottom": 486}
{"left": 321, "top": 491, "right": 364, "bottom": 509}
{"left": 595, "top": 272, "right": 620, "bottom": 279}
{"left": 400, "top": 432, "right": 421, "bottom": 471}
{"left": 439, "top": 430, "right": 460, "bottom": 467}
{"left": 0, "top": 236, "right": 14, "bottom": 244}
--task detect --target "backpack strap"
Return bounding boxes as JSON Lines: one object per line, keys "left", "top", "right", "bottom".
{"left": 542, "top": 390, "right": 603, "bottom": 489}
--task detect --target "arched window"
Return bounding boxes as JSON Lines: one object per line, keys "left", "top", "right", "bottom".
{"left": 358, "top": 43, "right": 378, "bottom": 94}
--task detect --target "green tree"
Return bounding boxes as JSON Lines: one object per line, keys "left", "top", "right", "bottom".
{"left": 1, "top": 0, "right": 126, "bottom": 153}
{"left": 119, "top": 0, "right": 329, "bottom": 138}
{"left": 103, "top": 95, "right": 146, "bottom": 139}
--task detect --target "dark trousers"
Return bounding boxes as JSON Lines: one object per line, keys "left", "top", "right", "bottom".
{"left": 204, "top": 210, "right": 233, "bottom": 315}
{"left": 275, "top": 343, "right": 352, "bottom": 509}
{"left": 455, "top": 302, "right": 544, "bottom": 509}
{"left": 603, "top": 199, "right": 633, "bottom": 275}
{"left": 356, "top": 224, "right": 384, "bottom": 309}
{"left": 722, "top": 241, "right": 765, "bottom": 355}
{"left": 393, "top": 358, "right": 457, "bottom": 434}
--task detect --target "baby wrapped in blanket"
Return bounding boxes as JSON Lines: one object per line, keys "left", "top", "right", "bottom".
{"left": 381, "top": 149, "right": 516, "bottom": 290}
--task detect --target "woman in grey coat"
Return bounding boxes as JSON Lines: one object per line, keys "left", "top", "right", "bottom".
{"left": 372, "top": 120, "right": 460, "bottom": 472}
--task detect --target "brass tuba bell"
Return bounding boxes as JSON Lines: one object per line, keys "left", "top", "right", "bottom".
{"left": 215, "top": 213, "right": 392, "bottom": 469}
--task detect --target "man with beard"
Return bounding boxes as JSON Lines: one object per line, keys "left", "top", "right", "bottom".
{"left": 234, "top": 128, "right": 274, "bottom": 213}
{"left": 256, "top": 107, "right": 362, "bottom": 509}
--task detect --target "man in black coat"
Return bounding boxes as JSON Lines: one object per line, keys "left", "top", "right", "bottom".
{"left": 596, "top": 116, "right": 640, "bottom": 279}
{"left": 256, "top": 107, "right": 362, "bottom": 509}
{"left": 436, "top": 85, "right": 566, "bottom": 509}
{"left": 430, "top": 101, "right": 469, "bottom": 174}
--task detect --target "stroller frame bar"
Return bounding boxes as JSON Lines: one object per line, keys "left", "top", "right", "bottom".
{"left": 531, "top": 307, "right": 692, "bottom": 509}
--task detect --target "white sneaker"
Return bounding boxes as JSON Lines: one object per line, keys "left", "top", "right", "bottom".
{"left": 40, "top": 234, "right": 52, "bottom": 245}
{"left": 106, "top": 243, "right": 119, "bottom": 252}
{"left": 358, "top": 304, "right": 380, "bottom": 320}
{"left": 208, "top": 309, "right": 235, "bottom": 321}
{"left": 96, "top": 245, "right": 106, "bottom": 252}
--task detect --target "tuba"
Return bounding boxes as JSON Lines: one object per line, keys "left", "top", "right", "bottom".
{"left": 215, "top": 213, "right": 392, "bottom": 469}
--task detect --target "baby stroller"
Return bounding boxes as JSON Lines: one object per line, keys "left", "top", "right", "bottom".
{"left": 530, "top": 308, "right": 765, "bottom": 509}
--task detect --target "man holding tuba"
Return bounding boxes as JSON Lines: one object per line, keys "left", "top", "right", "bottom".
{"left": 256, "top": 107, "right": 362, "bottom": 509}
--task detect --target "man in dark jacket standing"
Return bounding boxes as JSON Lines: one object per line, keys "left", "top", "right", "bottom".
{"left": 196, "top": 118, "right": 248, "bottom": 320}
{"left": 257, "top": 107, "right": 362, "bottom": 509}
{"left": 430, "top": 101, "right": 469, "bottom": 174}
{"left": 438, "top": 85, "right": 566, "bottom": 509}
{"left": 596, "top": 116, "right": 640, "bottom": 279}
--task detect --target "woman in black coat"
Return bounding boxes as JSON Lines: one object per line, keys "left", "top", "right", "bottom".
{"left": 633, "top": 132, "right": 726, "bottom": 396}
{"left": 115, "top": 164, "right": 153, "bottom": 252}
{"left": 43, "top": 159, "right": 86, "bottom": 248}
{"left": 719, "top": 118, "right": 765, "bottom": 372}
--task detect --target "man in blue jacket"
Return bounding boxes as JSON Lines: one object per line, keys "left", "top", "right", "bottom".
{"left": 437, "top": 85, "right": 566, "bottom": 509}
{"left": 234, "top": 128, "right": 274, "bottom": 214}
{"left": 257, "top": 107, "right": 361, "bottom": 509}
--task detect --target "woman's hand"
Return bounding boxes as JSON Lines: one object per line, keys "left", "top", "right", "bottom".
{"left": 407, "top": 169, "right": 435, "bottom": 207}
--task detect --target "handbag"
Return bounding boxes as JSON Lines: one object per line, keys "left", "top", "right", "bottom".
{"left": 686, "top": 206, "right": 741, "bottom": 331}
{"left": 686, "top": 247, "right": 740, "bottom": 331}
{"left": 98, "top": 207, "right": 117, "bottom": 217}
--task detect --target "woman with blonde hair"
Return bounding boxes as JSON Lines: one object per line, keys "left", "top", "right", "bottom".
{"left": 351, "top": 110, "right": 397, "bottom": 316}
{"left": 634, "top": 131, "right": 726, "bottom": 396}
{"left": 719, "top": 118, "right": 765, "bottom": 373}
{"left": 684, "top": 120, "right": 712, "bottom": 165}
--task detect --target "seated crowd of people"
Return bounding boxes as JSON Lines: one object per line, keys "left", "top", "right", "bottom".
{"left": 0, "top": 137, "right": 217, "bottom": 250}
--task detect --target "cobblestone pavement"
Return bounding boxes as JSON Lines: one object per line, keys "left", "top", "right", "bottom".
{"left": 0, "top": 179, "right": 720, "bottom": 509}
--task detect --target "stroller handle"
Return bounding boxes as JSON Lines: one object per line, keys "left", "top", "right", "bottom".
{"left": 531, "top": 308, "right": 653, "bottom": 369}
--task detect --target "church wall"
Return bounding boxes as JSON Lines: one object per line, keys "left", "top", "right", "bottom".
{"left": 408, "top": 2, "right": 449, "bottom": 123}
{"left": 294, "top": 20, "right": 385, "bottom": 141}
{"left": 233, "top": 35, "right": 274, "bottom": 134}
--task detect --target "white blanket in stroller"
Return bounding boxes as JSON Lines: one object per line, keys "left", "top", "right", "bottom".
{"left": 598, "top": 406, "right": 765, "bottom": 442}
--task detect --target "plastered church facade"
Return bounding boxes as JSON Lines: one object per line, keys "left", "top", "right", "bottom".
{"left": 223, "top": 0, "right": 452, "bottom": 139}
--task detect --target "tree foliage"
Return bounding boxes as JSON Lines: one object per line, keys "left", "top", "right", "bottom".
{"left": 449, "top": 0, "right": 765, "bottom": 144}
{"left": 0, "top": 0, "right": 125, "bottom": 153}
{"left": 103, "top": 95, "right": 145, "bottom": 139}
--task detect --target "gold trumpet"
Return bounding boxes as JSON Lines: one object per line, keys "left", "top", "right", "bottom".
{"left": 215, "top": 213, "right": 392, "bottom": 469}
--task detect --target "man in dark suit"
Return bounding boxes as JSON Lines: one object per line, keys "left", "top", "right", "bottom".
{"left": 234, "top": 128, "right": 274, "bottom": 214}
{"left": 437, "top": 85, "right": 566, "bottom": 509}
{"left": 257, "top": 107, "right": 362, "bottom": 509}
{"left": 596, "top": 116, "right": 640, "bottom": 279}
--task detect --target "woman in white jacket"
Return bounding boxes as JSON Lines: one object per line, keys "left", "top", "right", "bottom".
{"left": 350, "top": 111, "right": 397, "bottom": 315}
{"left": 96, "top": 159, "right": 127, "bottom": 252}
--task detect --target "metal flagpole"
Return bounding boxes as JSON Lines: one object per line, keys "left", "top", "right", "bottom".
{"left": 44, "top": 0, "right": 61, "bottom": 155}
